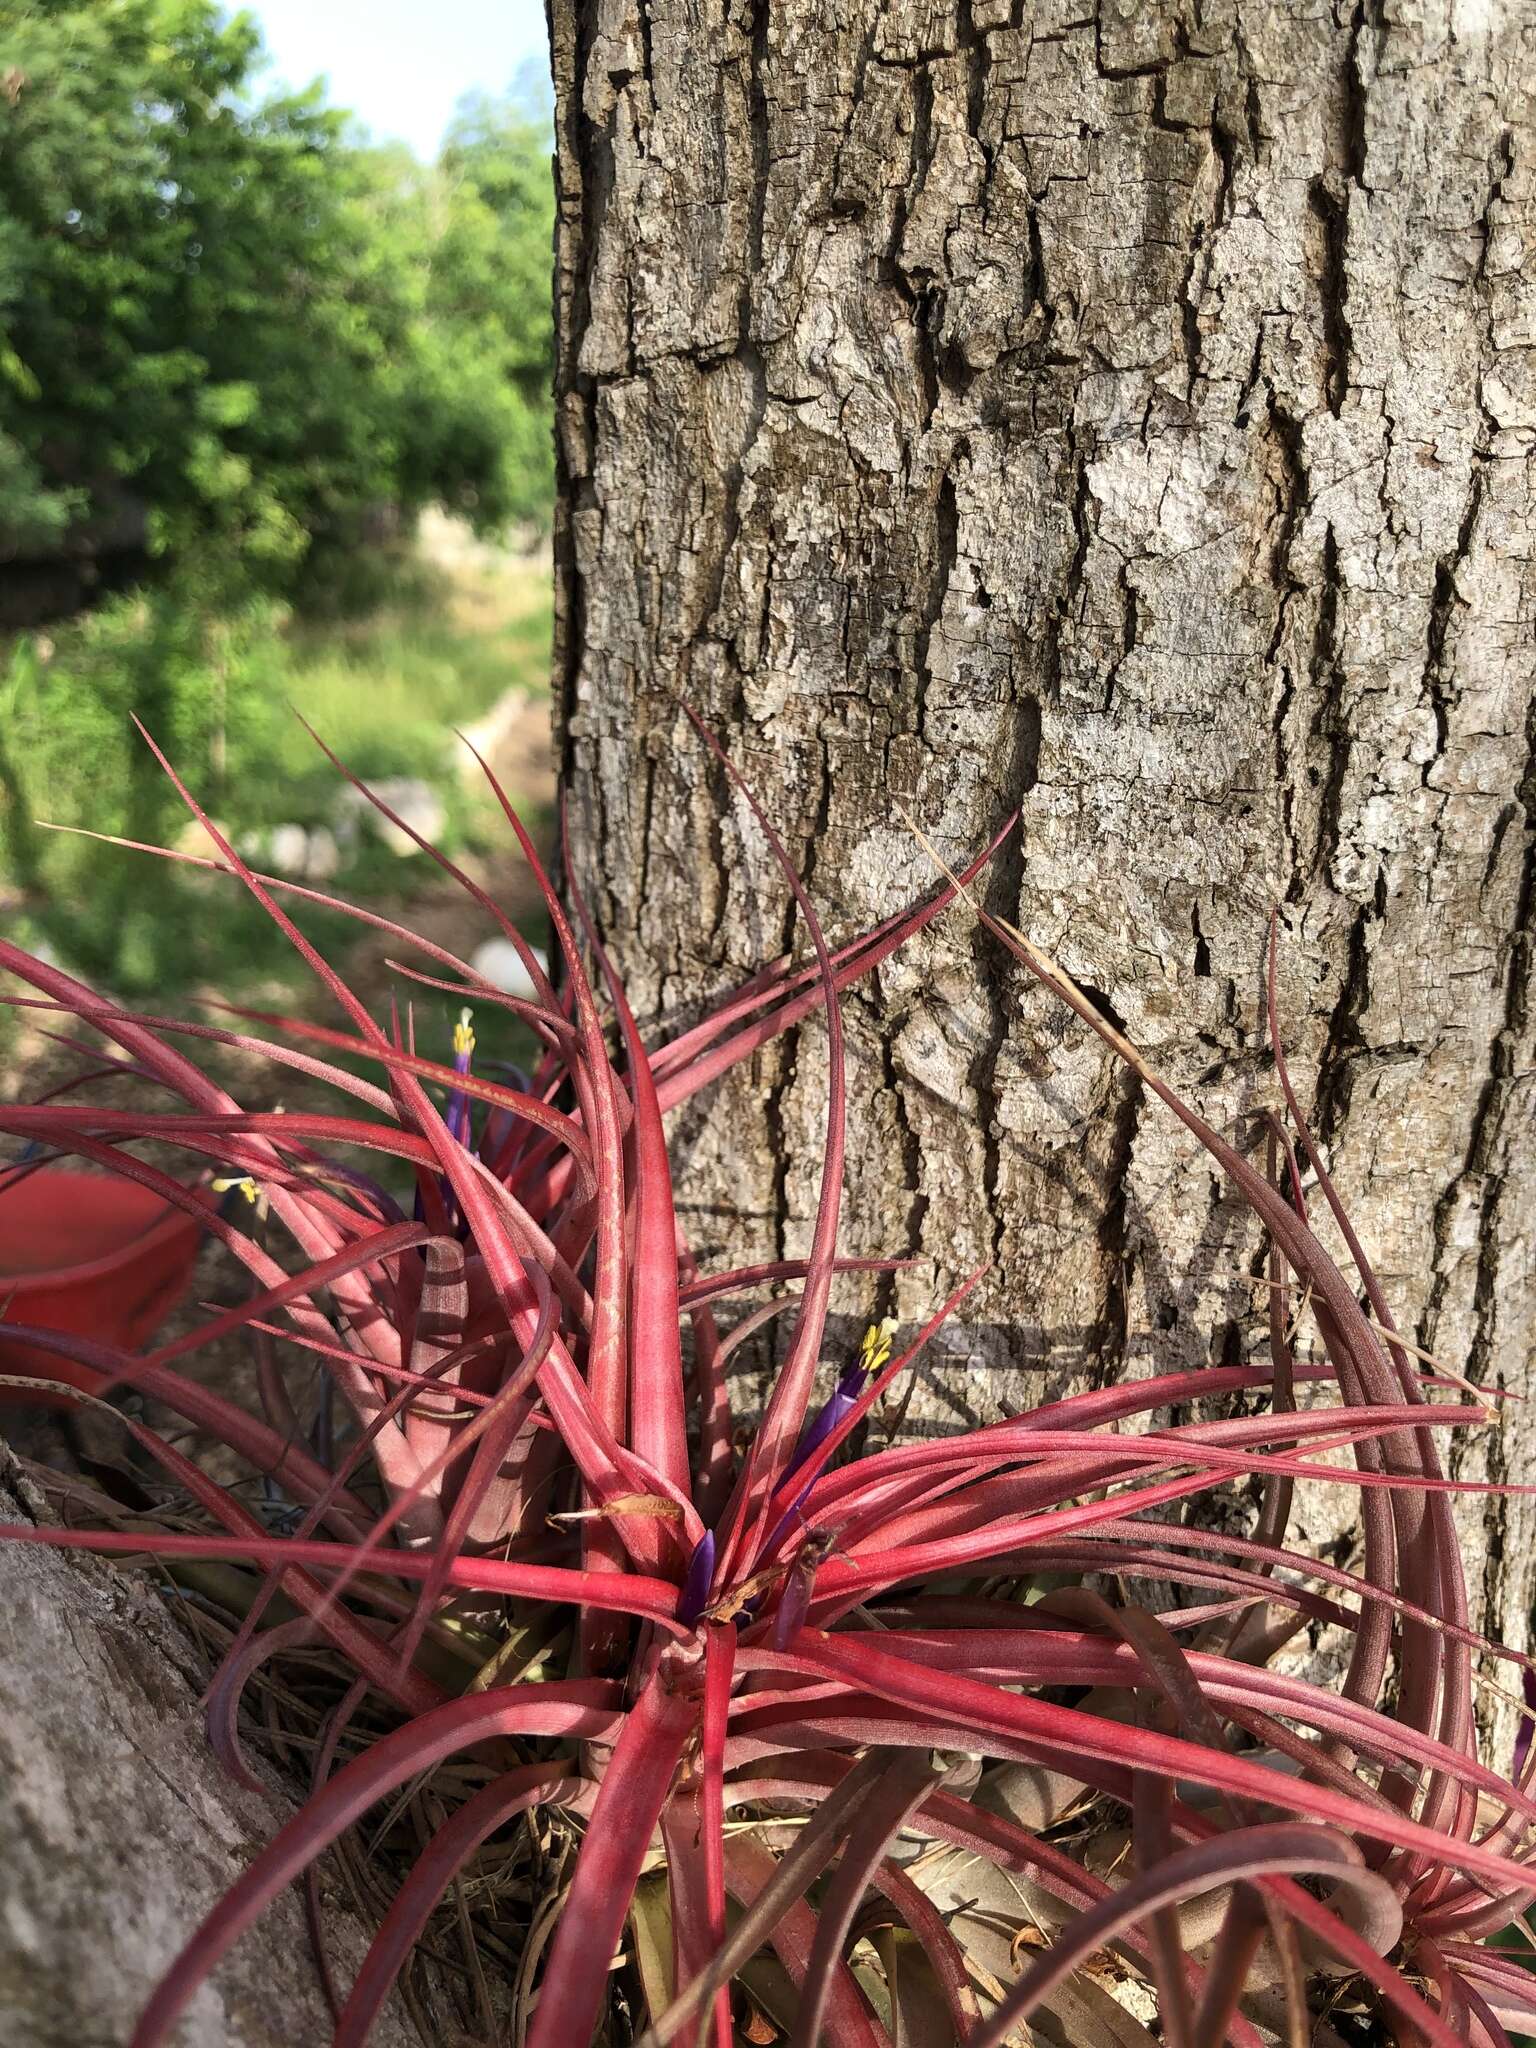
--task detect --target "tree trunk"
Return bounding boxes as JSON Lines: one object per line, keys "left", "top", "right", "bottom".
{"left": 549, "top": 0, "right": 1536, "bottom": 1687}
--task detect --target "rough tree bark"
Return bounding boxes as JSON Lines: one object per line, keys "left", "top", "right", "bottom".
{"left": 550, "top": 0, "right": 1536, "bottom": 1697}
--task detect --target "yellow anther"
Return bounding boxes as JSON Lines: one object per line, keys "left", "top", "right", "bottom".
{"left": 858, "top": 1315, "right": 899, "bottom": 1378}
{"left": 211, "top": 1174, "right": 261, "bottom": 1206}
{"left": 453, "top": 1005, "right": 475, "bottom": 1059}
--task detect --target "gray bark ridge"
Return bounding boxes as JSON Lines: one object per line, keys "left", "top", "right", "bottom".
{"left": 550, "top": 1, "right": 1535, "bottom": 1691}
{"left": 0, "top": 1448, "right": 419, "bottom": 2048}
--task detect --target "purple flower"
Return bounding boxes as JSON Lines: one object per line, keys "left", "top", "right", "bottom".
{"left": 678, "top": 1529, "right": 716, "bottom": 1627}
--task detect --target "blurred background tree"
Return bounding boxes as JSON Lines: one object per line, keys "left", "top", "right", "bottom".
{"left": 0, "top": 0, "right": 552, "bottom": 584}
{"left": 0, "top": 0, "right": 556, "bottom": 1000}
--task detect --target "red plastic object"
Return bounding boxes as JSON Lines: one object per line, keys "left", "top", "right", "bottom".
{"left": 0, "top": 1170, "right": 205, "bottom": 1373}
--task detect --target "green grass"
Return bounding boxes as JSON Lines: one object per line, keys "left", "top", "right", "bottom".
{"left": 273, "top": 549, "right": 551, "bottom": 791}
{"left": 0, "top": 528, "right": 552, "bottom": 1016}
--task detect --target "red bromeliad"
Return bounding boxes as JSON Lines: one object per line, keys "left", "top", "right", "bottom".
{"left": 0, "top": 720, "right": 1533, "bottom": 2047}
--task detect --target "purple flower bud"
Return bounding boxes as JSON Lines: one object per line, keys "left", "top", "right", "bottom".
{"left": 678, "top": 1529, "right": 716, "bottom": 1627}
{"left": 780, "top": 1383, "right": 859, "bottom": 1490}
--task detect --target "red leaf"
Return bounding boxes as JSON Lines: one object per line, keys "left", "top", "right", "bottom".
{"left": 334, "top": 1763, "right": 582, "bottom": 2047}
{"left": 126, "top": 1683, "right": 619, "bottom": 2048}
{"left": 525, "top": 1655, "right": 700, "bottom": 2048}
{"left": 0, "top": 1524, "right": 684, "bottom": 1627}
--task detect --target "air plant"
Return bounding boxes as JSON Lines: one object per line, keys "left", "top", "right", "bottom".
{"left": 0, "top": 715, "right": 1534, "bottom": 2048}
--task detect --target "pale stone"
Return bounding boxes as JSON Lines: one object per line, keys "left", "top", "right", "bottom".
{"left": 470, "top": 935, "right": 549, "bottom": 1002}
{"left": 0, "top": 1450, "right": 419, "bottom": 2048}
{"left": 264, "top": 822, "right": 309, "bottom": 876}
{"left": 336, "top": 778, "right": 446, "bottom": 856}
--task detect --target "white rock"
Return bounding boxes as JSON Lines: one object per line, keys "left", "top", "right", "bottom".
{"left": 336, "top": 778, "right": 446, "bottom": 856}
{"left": 303, "top": 827, "right": 341, "bottom": 881}
{"left": 173, "top": 815, "right": 232, "bottom": 863}
{"left": 266, "top": 823, "right": 310, "bottom": 876}
{"left": 470, "top": 936, "right": 549, "bottom": 1002}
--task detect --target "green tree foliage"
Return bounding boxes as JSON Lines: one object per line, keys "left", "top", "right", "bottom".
{"left": 0, "top": 0, "right": 555, "bottom": 587}
{"left": 0, "top": 586, "right": 296, "bottom": 990}
{"left": 429, "top": 89, "right": 558, "bottom": 526}
{"left": 0, "top": 3, "right": 558, "bottom": 1012}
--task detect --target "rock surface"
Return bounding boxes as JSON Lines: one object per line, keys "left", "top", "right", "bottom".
{"left": 0, "top": 1449, "right": 417, "bottom": 2048}
{"left": 337, "top": 778, "right": 446, "bottom": 857}
{"left": 470, "top": 935, "right": 551, "bottom": 1001}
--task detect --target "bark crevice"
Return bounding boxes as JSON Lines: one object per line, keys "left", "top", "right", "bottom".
{"left": 550, "top": 0, "right": 1536, "bottom": 1700}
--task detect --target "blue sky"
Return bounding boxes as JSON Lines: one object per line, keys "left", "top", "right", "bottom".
{"left": 242, "top": 1, "right": 550, "bottom": 160}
